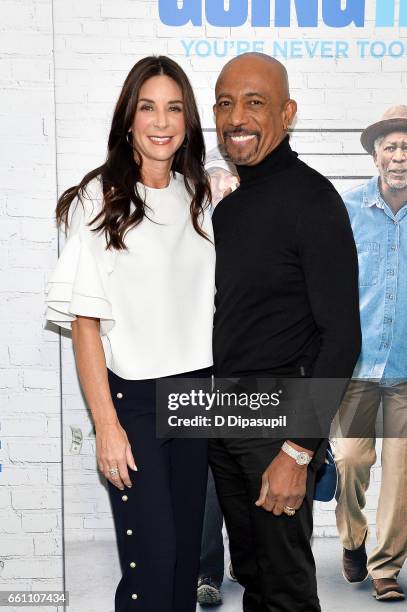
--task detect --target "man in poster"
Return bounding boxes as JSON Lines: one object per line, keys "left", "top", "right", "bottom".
{"left": 209, "top": 53, "right": 361, "bottom": 611}
{"left": 197, "top": 149, "right": 239, "bottom": 606}
{"left": 334, "top": 106, "right": 407, "bottom": 602}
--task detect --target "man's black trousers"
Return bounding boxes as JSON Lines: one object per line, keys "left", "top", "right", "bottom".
{"left": 209, "top": 437, "right": 322, "bottom": 612}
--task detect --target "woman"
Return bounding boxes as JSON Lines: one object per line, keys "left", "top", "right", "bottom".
{"left": 45, "top": 56, "right": 215, "bottom": 611}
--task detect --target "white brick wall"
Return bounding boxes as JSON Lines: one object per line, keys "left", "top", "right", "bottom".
{"left": 1, "top": 0, "right": 406, "bottom": 597}
{"left": 0, "top": 0, "right": 63, "bottom": 607}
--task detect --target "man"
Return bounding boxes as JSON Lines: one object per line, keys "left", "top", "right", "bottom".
{"left": 205, "top": 145, "right": 239, "bottom": 207}
{"left": 197, "top": 148, "right": 239, "bottom": 607}
{"left": 334, "top": 106, "right": 407, "bottom": 602}
{"left": 209, "top": 53, "right": 361, "bottom": 611}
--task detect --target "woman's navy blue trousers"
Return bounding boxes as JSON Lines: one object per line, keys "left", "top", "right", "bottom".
{"left": 106, "top": 367, "right": 211, "bottom": 612}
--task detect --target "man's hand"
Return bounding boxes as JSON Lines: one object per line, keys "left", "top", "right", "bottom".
{"left": 255, "top": 443, "right": 313, "bottom": 515}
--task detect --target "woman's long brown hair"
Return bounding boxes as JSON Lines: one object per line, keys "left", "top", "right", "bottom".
{"left": 56, "top": 56, "right": 211, "bottom": 249}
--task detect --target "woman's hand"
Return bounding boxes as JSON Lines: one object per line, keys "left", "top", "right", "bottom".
{"left": 71, "top": 315, "right": 138, "bottom": 490}
{"left": 96, "top": 420, "right": 137, "bottom": 490}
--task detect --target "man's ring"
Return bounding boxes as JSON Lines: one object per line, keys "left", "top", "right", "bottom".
{"left": 283, "top": 505, "right": 296, "bottom": 516}
{"left": 108, "top": 467, "right": 119, "bottom": 476}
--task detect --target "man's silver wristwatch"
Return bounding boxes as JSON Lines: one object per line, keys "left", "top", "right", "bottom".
{"left": 281, "top": 441, "right": 312, "bottom": 466}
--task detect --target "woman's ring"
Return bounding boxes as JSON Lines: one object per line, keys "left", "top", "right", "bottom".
{"left": 283, "top": 505, "right": 296, "bottom": 516}
{"left": 108, "top": 467, "right": 119, "bottom": 476}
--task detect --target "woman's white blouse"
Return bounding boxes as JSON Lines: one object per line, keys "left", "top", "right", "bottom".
{"left": 45, "top": 172, "right": 215, "bottom": 380}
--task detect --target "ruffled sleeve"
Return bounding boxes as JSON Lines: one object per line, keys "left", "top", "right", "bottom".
{"left": 45, "top": 177, "right": 116, "bottom": 335}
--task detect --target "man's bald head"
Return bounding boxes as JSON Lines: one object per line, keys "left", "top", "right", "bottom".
{"left": 216, "top": 53, "right": 290, "bottom": 100}
{"left": 213, "top": 53, "right": 297, "bottom": 166}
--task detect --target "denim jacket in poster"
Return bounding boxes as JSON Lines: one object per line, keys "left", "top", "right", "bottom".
{"left": 342, "top": 176, "right": 407, "bottom": 386}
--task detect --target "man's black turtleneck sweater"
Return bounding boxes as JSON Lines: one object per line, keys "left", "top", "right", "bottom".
{"left": 212, "top": 135, "right": 362, "bottom": 451}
